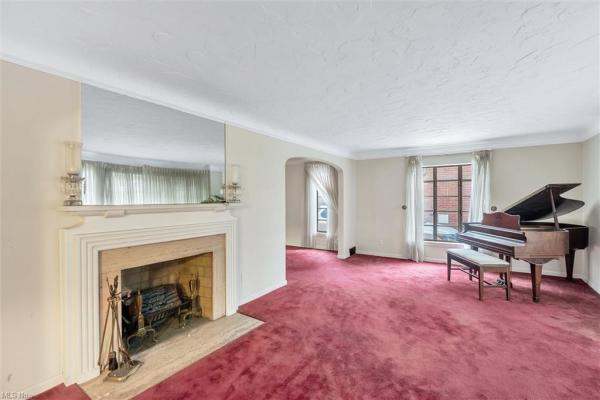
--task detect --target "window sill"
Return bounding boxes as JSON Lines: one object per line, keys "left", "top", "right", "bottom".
{"left": 424, "top": 241, "right": 467, "bottom": 248}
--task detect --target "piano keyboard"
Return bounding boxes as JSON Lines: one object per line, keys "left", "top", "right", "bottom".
{"left": 459, "top": 231, "right": 526, "bottom": 247}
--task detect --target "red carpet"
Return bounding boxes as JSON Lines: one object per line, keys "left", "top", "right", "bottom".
{"left": 39, "top": 247, "right": 600, "bottom": 399}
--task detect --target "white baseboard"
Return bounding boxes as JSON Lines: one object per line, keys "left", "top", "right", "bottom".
{"left": 21, "top": 373, "right": 63, "bottom": 397}
{"left": 587, "top": 279, "right": 600, "bottom": 295}
{"left": 424, "top": 256, "right": 474, "bottom": 264}
{"left": 424, "top": 257, "right": 586, "bottom": 280}
{"left": 337, "top": 248, "right": 350, "bottom": 259}
{"left": 239, "top": 280, "right": 287, "bottom": 305}
{"left": 510, "top": 265, "right": 585, "bottom": 280}
{"left": 423, "top": 257, "right": 447, "bottom": 263}
{"left": 358, "top": 251, "right": 467, "bottom": 265}
{"left": 356, "top": 250, "right": 407, "bottom": 260}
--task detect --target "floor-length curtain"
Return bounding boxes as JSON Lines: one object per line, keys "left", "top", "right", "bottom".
{"left": 82, "top": 160, "right": 210, "bottom": 205}
{"left": 469, "top": 150, "right": 491, "bottom": 222}
{"left": 404, "top": 156, "right": 424, "bottom": 262}
{"left": 305, "top": 162, "right": 339, "bottom": 250}
{"left": 304, "top": 174, "right": 317, "bottom": 248}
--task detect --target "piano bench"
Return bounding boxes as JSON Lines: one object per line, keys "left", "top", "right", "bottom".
{"left": 447, "top": 248, "right": 511, "bottom": 301}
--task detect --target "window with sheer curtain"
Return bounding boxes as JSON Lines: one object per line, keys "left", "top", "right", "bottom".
{"left": 304, "top": 162, "right": 338, "bottom": 250}
{"left": 82, "top": 160, "right": 211, "bottom": 205}
{"left": 316, "top": 191, "right": 329, "bottom": 233}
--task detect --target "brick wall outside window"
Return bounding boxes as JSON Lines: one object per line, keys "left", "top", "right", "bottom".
{"left": 423, "top": 164, "right": 471, "bottom": 241}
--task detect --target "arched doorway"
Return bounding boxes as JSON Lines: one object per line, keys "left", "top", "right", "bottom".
{"left": 284, "top": 157, "right": 343, "bottom": 256}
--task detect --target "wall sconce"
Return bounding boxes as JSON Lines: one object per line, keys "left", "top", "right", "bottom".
{"left": 61, "top": 141, "right": 85, "bottom": 206}
{"left": 226, "top": 164, "right": 242, "bottom": 203}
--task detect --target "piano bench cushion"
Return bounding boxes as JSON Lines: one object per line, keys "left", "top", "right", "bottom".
{"left": 447, "top": 249, "right": 509, "bottom": 267}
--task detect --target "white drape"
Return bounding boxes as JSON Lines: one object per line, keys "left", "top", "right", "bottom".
{"left": 305, "top": 162, "right": 339, "bottom": 250}
{"left": 405, "top": 156, "right": 424, "bottom": 262}
{"left": 304, "top": 175, "right": 317, "bottom": 248}
{"left": 469, "top": 150, "right": 491, "bottom": 222}
{"left": 82, "top": 160, "right": 211, "bottom": 205}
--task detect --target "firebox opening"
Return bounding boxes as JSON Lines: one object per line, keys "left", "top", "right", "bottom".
{"left": 120, "top": 252, "right": 213, "bottom": 355}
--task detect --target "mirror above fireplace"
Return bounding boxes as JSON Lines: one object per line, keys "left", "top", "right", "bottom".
{"left": 81, "top": 84, "right": 226, "bottom": 205}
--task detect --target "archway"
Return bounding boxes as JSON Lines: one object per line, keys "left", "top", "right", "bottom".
{"left": 284, "top": 157, "right": 344, "bottom": 259}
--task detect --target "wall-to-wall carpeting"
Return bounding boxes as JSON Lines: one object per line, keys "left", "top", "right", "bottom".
{"left": 37, "top": 247, "right": 600, "bottom": 399}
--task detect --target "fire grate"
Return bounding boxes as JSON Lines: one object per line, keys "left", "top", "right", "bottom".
{"left": 122, "top": 283, "right": 192, "bottom": 352}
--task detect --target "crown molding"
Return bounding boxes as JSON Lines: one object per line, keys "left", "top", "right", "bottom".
{"left": 352, "top": 130, "right": 599, "bottom": 160}
{"left": 2, "top": 53, "right": 596, "bottom": 162}
{"left": 0, "top": 53, "right": 352, "bottom": 159}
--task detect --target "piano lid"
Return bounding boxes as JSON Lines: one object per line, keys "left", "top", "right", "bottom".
{"left": 503, "top": 184, "right": 584, "bottom": 221}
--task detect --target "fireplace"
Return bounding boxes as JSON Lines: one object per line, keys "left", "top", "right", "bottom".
{"left": 97, "top": 235, "right": 225, "bottom": 365}
{"left": 60, "top": 210, "right": 238, "bottom": 384}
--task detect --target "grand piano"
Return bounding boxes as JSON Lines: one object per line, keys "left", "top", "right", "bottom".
{"left": 457, "top": 184, "right": 589, "bottom": 302}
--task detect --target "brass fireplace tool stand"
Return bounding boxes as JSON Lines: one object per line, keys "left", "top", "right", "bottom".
{"left": 126, "top": 289, "right": 157, "bottom": 348}
{"left": 98, "top": 276, "right": 142, "bottom": 382}
{"left": 180, "top": 273, "right": 203, "bottom": 327}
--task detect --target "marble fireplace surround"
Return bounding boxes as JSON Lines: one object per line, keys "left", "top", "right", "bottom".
{"left": 60, "top": 209, "right": 238, "bottom": 385}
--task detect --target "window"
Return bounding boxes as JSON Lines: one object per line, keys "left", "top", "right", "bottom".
{"left": 423, "top": 164, "right": 471, "bottom": 242}
{"left": 317, "top": 191, "right": 328, "bottom": 233}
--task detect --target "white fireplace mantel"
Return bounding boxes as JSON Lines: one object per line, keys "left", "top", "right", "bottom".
{"left": 60, "top": 202, "right": 243, "bottom": 217}
{"left": 59, "top": 209, "right": 238, "bottom": 384}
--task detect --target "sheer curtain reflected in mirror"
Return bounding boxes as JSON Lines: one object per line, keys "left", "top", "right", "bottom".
{"left": 81, "top": 84, "right": 225, "bottom": 205}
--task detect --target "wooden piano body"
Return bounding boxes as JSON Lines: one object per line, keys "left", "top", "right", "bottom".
{"left": 457, "top": 184, "right": 589, "bottom": 302}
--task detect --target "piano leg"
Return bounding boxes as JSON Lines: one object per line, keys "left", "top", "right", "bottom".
{"left": 529, "top": 263, "right": 543, "bottom": 303}
{"left": 564, "top": 250, "right": 575, "bottom": 281}
{"left": 505, "top": 256, "right": 513, "bottom": 289}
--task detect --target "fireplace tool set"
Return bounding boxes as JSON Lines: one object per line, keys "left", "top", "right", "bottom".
{"left": 180, "top": 272, "right": 203, "bottom": 326}
{"left": 126, "top": 288, "right": 158, "bottom": 349}
{"left": 98, "top": 276, "right": 142, "bottom": 382}
{"left": 99, "top": 273, "right": 204, "bottom": 381}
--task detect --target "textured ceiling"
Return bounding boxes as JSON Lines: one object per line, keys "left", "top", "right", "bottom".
{"left": 82, "top": 84, "right": 225, "bottom": 168}
{"left": 2, "top": 1, "right": 599, "bottom": 158}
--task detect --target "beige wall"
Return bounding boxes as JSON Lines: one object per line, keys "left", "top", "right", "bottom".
{"left": 0, "top": 62, "right": 358, "bottom": 395}
{"left": 1, "top": 61, "right": 81, "bottom": 394}
{"left": 285, "top": 161, "right": 305, "bottom": 247}
{"left": 356, "top": 142, "right": 589, "bottom": 279}
{"left": 582, "top": 134, "right": 600, "bottom": 293}
{"left": 490, "top": 143, "right": 584, "bottom": 220}
{"left": 490, "top": 143, "right": 586, "bottom": 277}
{"left": 226, "top": 125, "right": 357, "bottom": 305}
